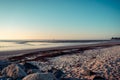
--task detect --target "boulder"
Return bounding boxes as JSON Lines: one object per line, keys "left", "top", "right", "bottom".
{"left": 1, "top": 64, "right": 27, "bottom": 79}
{"left": 22, "top": 73, "right": 57, "bottom": 80}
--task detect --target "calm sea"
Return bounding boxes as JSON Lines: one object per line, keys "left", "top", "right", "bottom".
{"left": 0, "top": 40, "right": 108, "bottom": 51}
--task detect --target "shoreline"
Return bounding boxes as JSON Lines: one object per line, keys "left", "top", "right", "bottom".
{"left": 0, "top": 41, "right": 120, "bottom": 60}
{"left": 1, "top": 41, "right": 119, "bottom": 61}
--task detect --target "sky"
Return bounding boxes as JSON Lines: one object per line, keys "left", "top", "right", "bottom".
{"left": 0, "top": 0, "right": 120, "bottom": 40}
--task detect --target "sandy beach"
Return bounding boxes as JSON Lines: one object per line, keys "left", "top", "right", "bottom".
{"left": 0, "top": 41, "right": 120, "bottom": 80}
{"left": 1, "top": 0, "right": 120, "bottom": 79}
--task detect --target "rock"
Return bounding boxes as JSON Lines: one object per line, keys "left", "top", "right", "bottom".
{"left": 27, "top": 69, "right": 41, "bottom": 74}
{"left": 54, "top": 70, "right": 64, "bottom": 79}
{"left": 22, "top": 73, "right": 57, "bottom": 80}
{"left": 0, "top": 61, "right": 10, "bottom": 71}
{"left": 21, "top": 62, "right": 39, "bottom": 74}
{"left": 93, "top": 76, "right": 106, "bottom": 80}
{"left": 1, "top": 64, "right": 27, "bottom": 79}
{"left": 21, "top": 62, "right": 39, "bottom": 72}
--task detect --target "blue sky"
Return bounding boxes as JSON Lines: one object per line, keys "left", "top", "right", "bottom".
{"left": 0, "top": 0, "right": 120, "bottom": 40}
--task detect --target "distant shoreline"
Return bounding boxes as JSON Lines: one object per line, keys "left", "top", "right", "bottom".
{"left": 0, "top": 39, "right": 109, "bottom": 43}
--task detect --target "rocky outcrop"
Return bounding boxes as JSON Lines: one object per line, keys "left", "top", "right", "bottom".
{"left": 1, "top": 64, "right": 27, "bottom": 79}
{"left": 22, "top": 73, "right": 57, "bottom": 80}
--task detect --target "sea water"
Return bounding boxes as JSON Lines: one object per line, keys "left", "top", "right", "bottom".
{"left": 0, "top": 40, "right": 105, "bottom": 51}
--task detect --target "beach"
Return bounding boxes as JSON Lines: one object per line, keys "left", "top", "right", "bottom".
{"left": 0, "top": 41, "right": 120, "bottom": 80}
{"left": 0, "top": 0, "right": 120, "bottom": 79}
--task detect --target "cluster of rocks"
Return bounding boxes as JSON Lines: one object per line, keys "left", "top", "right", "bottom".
{"left": 0, "top": 61, "right": 58, "bottom": 80}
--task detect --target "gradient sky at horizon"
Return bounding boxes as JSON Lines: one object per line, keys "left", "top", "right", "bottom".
{"left": 0, "top": 0, "right": 120, "bottom": 40}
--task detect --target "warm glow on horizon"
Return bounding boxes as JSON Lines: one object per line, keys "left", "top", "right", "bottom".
{"left": 0, "top": 31, "right": 112, "bottom": 40}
